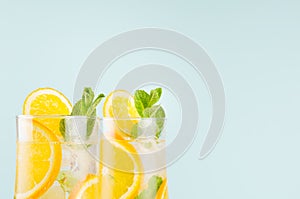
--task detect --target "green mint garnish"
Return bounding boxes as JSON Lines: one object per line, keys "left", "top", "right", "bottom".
{"left": 134, "top": 175, "right": 163, "bottom": 199}
{"left": 143, "top": 105, "right": 165, "bottom": 138}
{"left": 134, "top": 90, "right": 150, "bottom": 117}
{"left": 148, "top": 88, "right": 162, "bottom": 107}
{"left": 134, "top": 88, "right": 162, "bottom": 116}
{"left": 59, "top": 87, "right": 105, "bottom": 139}
{"left": 132, "top": 88, "right": 165, "bottom": 138}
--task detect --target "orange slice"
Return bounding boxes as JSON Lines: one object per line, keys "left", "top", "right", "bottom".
{"left": 23, "top": 87, "right": 72, "bottom": 138}
{"left": 155, "top": 178, "right": 169, "bottom": 199}
{"left": 68, "top": 174, "right": 100, "bottom": 199}
{"left": 99, "top": 138, "right": 143, "bottom": 199}
{"left": 103, "top": 90, "right": 140, "bottom": 138}
{"left": 15, "top": 121, "right": 62, "bottom": 199}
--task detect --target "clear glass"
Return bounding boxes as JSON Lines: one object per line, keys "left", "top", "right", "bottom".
{"left": 14, "top": 115, "right": 100, "bottom": 199}
{"left": 98, "top": 118, "right": 169, "bottom": 198}
{"left": 14, "top": 116, "right": 168, "bottom": 199}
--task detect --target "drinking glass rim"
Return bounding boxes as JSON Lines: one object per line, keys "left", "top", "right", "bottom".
{"left": 16, "top": 115, "right": 166, "bottom": 121}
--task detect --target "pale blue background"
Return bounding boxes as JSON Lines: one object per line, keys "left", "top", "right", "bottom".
{"left": 1, "top": 0, "right": 300, "bottom": 198}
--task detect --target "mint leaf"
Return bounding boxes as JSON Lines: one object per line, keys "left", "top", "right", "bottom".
{"left": 134, "top": 98, "right": 145, "bottom": 117}
{"left": 86, "top": 93, "right": 105, "bottom": 116}
{"left": 148, "top": 88, "right": 162, "bottom": 107}
{"left": 136, "top": 90, "right": 150, "bottom": 107}
{"left": 135, "top": 175, "right": 163, "bottom": 199}
{"left": 59, "top": 87, "right": 105, "bottom": 139}
{"left": 86, "top": 93, "right": 104, "bottom": 137}
{"left": 82, "top": 87, "right": 94, "bottom": 113}
{"left": 143, "top": 105, "right": 164, "bottom": 118}
{"left": 71, "top": 100, "right": 84, "bottom": 115}
{"left": 60, "top": 100, "right": 84, "bottom": 139}
{"left": 59, "top": 119, "right": 66, "bottom": 138}
{"left": 86, "top": 109, "right": 96, "bottom": 137}
{"left": 143, "top": 105, "right": 165, "bottom": 138}
{"left": 134, "top": 90, "right": 150, "bottom": 117}
{"left": 132, "top": 88, "right": 166, "bottom": 138}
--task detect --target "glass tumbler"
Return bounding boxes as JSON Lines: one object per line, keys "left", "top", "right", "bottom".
{"left": 14, "top": 115, "right": 100, "bottom": 199}
{"left": 98, "top": 118, "right": 169, "bottom": 199}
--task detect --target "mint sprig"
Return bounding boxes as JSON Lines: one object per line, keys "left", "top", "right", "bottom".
{"left": 59, "top": 87, "right": 105, "bottom": 139}
{"left": 134, "top": 175, "right": 163, "bottom": 199}
{"left": 132, "top": 88, "right": 165, "bottom": 138}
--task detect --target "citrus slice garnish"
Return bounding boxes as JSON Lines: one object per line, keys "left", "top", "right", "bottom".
{"left": 15, "top": 121, "right": 62, "bottom": 199}
{"left": 103, "top": 90, "right": 139, "bottom": 118}
{"left": 68, "top": 174, "right": 100, "bottom": 199}
{"left": 99, "top": 138, "right": 143, "bottom": 199}
{"left": 155, "top": 178, "right": 168, "bottom": 199}
{"left": 23, "top": 87, "right": 72, "bottom": 138}
{"left": 103, "top": 90, "right": 140, "bottom": 138}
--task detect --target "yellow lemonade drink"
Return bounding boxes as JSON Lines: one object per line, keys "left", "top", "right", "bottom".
{"left": 15, "top": 115, "right": 101, "bottom": 199}
{"left": 15, "top": 86, "right": 169, "bottom": 199}
{"left": 15, "top": 88, "right": 103, "bottom": 199}
{"left": 99, "top": 88, "right": 169, "bottom": 199}
{"left": 99, "top": 119, "right": 169, "bottom": 199}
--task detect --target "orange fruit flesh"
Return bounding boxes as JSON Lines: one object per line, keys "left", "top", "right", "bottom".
{"left": 15, "top": 121, "right": 62, "bottom": 199}
{"left": 68, "top": 174, "right": 100, "bottom": 199}
{"left": 22, "top": 88, "right": 72, "bottom": 139}
{"left": 26, "top": 93, "right": 71, "bottom": 115}
{"left": 17, "top": 88, "right": 71, "bottom": 198}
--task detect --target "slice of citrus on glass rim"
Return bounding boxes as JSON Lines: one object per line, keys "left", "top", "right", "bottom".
{"left": 103, "top": 90, "right": 140, "bottom": 138}
{"left": 15, "top": 121, "right": 62, "bottom": 199}
{"left": 23, "top": 87, "right": 72, "bottom": 138}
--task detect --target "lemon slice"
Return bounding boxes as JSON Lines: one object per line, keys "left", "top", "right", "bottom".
{"left": 103, "top": 90, "right": 140, "bottom": 138}
{"left": 103, "top": 90, "right": 139, "bottom": 118}
{"left": 68, "top": 174, "right": 100, "bottom": 199}
{"left": 99, "top": 138, "right": 143, "bottom": 199}
{"left": 15, "top": 121, "right": 62, "bottom": 199}
{"left": 23, "top": 87, "right": 72, "bottom": 138}
{"left": 155, "top": 178, "right": 168, "bottom": 199}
